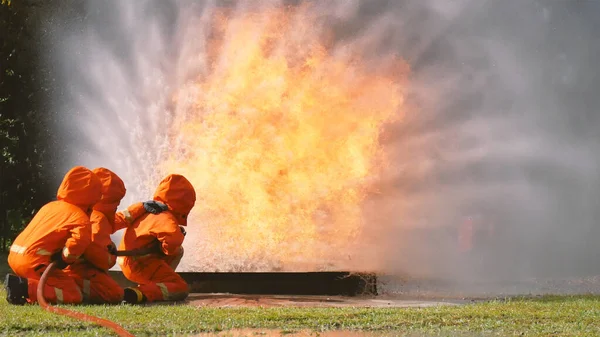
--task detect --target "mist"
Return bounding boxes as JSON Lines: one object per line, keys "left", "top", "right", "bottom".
{"left": 369, "top": 0, "right": 600, "bottom": 281}
{"left": 43, "top": 0, "right": 600, "bottom": 281}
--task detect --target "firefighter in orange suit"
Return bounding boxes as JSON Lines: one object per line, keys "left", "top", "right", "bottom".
{"left": 65, "top": 167, "right": 168, "bottom": 304}
{"left": 5, "top": 166, "right": 102, "bottom": 305}
{"left": 118, "top": 174, "right": 196, "bottom": 304}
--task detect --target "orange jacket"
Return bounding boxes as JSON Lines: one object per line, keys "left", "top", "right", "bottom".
{"left": 74, "top": 167, "right": 149, "bottom": 270}
{"left": 119, "top": 174, "right": 196, "bottom": 256}
{"left": 81, "top": 203, "right": 147, "bottom": 270}
{"left": 9, "top": 166, "right": 102, "bottom": 267}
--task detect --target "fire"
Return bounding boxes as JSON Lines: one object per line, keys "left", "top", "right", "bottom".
{"left": 160, "top": 5, "right": 408, "bottom": 271}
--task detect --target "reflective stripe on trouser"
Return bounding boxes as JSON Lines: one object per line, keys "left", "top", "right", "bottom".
{"left": 66, "top": 263, "right": 124, "bottom": 304}
{"left": 10, "top": 244, "right": 54, "bottom": 256}
{"left": 9, "top": 244, "right": 27, "bottom": 254}
{"left": 25, "top": 271, "right": 83, "bottom": 305}
{"left": 121, "top": 256, "right": 189, "bottom": 302}
{"left": 83, "top": 279, "right": 91, "bottom": 301}
{"left": 8, "top": 252, "right": 83, "bottom": 305}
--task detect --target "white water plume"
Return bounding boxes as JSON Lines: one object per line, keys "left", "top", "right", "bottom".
{"left": 45, "top": 0, "right": 600, "bottom": 279}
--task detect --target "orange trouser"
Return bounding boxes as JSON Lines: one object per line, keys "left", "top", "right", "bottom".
{"left": 8, "top": 253, "right": 82, "bottom": 305}
{"left": 65, "top": 263, "right": 124, "bottom": 304}
{"left": 119, "top": 252, "right": 188, "bottom": 302}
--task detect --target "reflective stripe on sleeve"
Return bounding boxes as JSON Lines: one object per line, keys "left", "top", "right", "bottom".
{"left": 122, "top": 209, "right": 133, "bottom": 223}
{"left": 62, "top": 247, "right": 79, "bottom": 261}
{"left": 36, "top": 249, "right": 52, "bottom": 256}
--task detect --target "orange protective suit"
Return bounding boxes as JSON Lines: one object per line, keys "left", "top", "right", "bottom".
{"left": 118, "top": 174, "right": 196, "bottom": 303}
{"left": 65, "top": 168, "right": 148, "bottom": 304}
{"left": 8, "top": 166, "right": 102, "bottom": 304}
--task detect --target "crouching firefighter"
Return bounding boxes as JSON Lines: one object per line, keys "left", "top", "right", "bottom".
{"left": 118, "top": 174, "right": 196, "bottom": 304}
{"left": 64, "top": 167, "right": 168, "bottom": 304}
{"left": 5, "top": 166, "right": 102, "bottom": 305}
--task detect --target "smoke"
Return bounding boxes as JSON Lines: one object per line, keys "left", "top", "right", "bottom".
{"left": 45, "top": 0, "right": 600, "bottom": 279}
{"left": 363, "top": 0, "right": 600, "bottom": 281}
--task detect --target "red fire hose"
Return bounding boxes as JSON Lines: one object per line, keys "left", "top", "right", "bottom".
{"left": 38, "top": 262, "right": 135, "bottom": 337}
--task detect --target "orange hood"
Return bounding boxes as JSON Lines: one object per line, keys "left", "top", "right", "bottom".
{"left": 92, "top": 167, "right": 126, "bottom": 221}
{"left": 153, "top": 174, "right": 196, "bottom": 226}
{"left": 56, "top": 166, "right": 103, "bottom": 209}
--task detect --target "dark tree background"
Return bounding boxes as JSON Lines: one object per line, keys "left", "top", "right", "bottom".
{"left": 0, "top": 0, "right": 54, "bottom": 251}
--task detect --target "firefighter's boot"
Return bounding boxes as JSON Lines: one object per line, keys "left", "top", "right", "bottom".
{"left": 5, "top": 274, "right": 28, "bottom": 305}
{"left": 123, "top": 287, "right": 147, "bottom": 304}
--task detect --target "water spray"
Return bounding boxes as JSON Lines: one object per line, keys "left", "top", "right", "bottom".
{"left": 48, "top": 0, "right": 600, "bottom": 282}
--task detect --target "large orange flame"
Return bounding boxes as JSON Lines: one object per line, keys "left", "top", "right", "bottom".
{"left": 161, "top": 5, "right": 408, "bottom": 271}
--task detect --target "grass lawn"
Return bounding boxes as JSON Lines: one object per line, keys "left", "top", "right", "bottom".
{"left": 1, "top": 290, "right": 599, "bottom": 336}
{"left": 1, "top": 253, "right": 600, "bottom": 336}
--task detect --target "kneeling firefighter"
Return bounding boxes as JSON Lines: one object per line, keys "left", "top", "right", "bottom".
{"left": 5, "top": 166, "right": 102, "bottom": 305}
{"left": 118, "top": 174, "right": 196, "bottom": 304}
{"left": 65, "top": 167, "right": 168, "bottom": 304}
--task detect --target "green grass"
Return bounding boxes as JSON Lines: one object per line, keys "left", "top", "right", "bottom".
{"left": 1, "top": 254, "right": 600, "bottom": 336}
{"left": 1, "top": 288, "right": 599, "bottom": 337}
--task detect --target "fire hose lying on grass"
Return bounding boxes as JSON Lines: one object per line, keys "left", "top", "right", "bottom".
{"left": 37, "top": 247, "right": 160, "bottom": 337}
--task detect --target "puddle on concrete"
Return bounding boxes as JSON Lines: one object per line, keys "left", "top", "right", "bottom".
{"left": 192, "top": 330, "right": 427, "bottom": 337}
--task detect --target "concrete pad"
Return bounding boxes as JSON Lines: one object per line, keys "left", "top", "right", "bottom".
{"left": 186, "top": 293, "right": 466, "bottom": 308}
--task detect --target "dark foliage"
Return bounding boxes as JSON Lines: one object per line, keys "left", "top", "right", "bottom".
{"left": 0, "top": 1, "right": 53, "bottom": 251}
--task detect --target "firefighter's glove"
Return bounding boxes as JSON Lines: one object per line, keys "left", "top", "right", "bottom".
{"left": 180, "top": 226, "right": 186, "bottom": 237}
{"left": 143, "top": 200, "right": 169, "bottom": 214}
{"left": 50, "top": 251, "right": 69, "bottom": 269}
{"left": 107, "top": 244, "right": 117, "bottom": 255}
